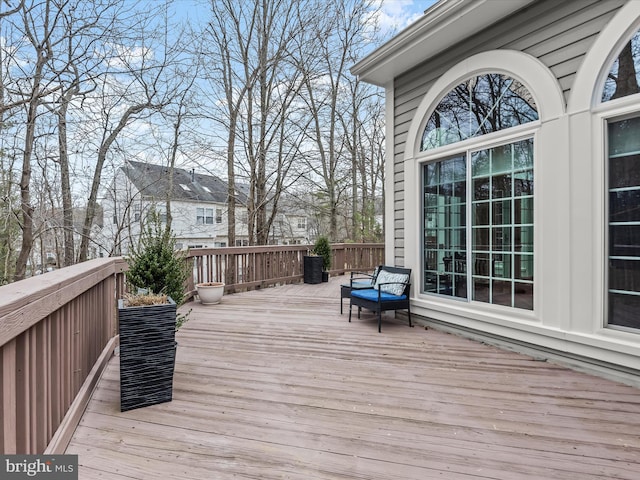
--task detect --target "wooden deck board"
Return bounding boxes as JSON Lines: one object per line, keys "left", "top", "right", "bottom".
{"left": 66, "top": 277, "right": 640, "bottom": 479}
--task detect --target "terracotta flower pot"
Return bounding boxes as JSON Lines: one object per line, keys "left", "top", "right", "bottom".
{"left": 196, "top": 282, "right": 225, "bottom": 305}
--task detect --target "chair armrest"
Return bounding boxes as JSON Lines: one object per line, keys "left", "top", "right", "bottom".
{"left": 350, "top": 271, "right": 375, "bottom": 287}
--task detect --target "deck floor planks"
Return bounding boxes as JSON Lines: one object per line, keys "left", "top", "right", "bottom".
{"left": 66, "top": 277, "right": 640, "bottom": 479}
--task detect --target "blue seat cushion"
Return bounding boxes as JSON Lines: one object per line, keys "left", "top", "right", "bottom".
{"left": 351, "top": 288, "right": 407, "bottom": 302}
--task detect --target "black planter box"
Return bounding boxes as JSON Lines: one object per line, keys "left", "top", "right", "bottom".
{"left": 303, "top": 255, "right": 323, "bottom": 284}
{"left": 118, "top": 297, "right": 177, "bottom": 412}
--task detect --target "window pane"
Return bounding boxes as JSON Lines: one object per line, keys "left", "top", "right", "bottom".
{"left": 514, "top": 170, "right": 534, "bottom": 196}
{"left": 471, "top": 138, "right": 534, "bottom": 310}
{"left": 492, "top": 174, "right": 511, "bottom": 199}
{"left": 492, "top": 280, "right": 512, "bottom": 307}
{"left": 473, "top": 177, "right": 490, "bottom": 201}
{"left": 474, "top": 228, "right": 490, "bottom": 251}
{"left": 514, "top": 282, "right": 534, "bottom": 310}
{"left": 492, "top": 200, "right": 511, "bottom": 225}
{"left": 422, "top": 156, "right": 467, "bottom": 299}
{"left": 514, "top": 254, "right": 534, "bottom": 280}
{"left": 514, "top": 197, "right": 534, "bottom": 224}
{"left": 491, "top": 144, "right": 512, "bottom": 174}
{"left": 610, "top": 155, "right": 640, "bottom": 189}
{"left": 422, "top": 74, "right": 538, "bottom": 150}
{"left": 514, "top": 226, "right": 534, "bottom": 253}
{"left": 610, "top": 190, "right": 640, "bottom": 222}
{"left": 474, "top": 203, "right": 489, "bottom": 226}
{"left": 609, "top": 225, "right": 640, "bottom": 257}
{"left": 473, "top": 278, "right": 490, "bottom": 303}
{"left": 608, "top": 292, "right": 640, "bottom": 329}
{"left": 602, "top": 31, "right": 640, "bottom": 102}
{"left": 473, "top": 253, "right": 491, "bottom": 276}
{"left": 609, "top": 259, "right": 640, "bottom": 292}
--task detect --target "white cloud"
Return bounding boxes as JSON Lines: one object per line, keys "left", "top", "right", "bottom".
{"left": 373, "top": 0, "right": 434, "bottom": 34}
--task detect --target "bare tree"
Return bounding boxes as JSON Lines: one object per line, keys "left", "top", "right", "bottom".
{"left": 75, "top": 3, "right": 183, "bottom": 262}
{"left": 294, "top": 0, "right": 379, "bottom": 241}
{"left": 12, "top": 0, "right": 61, "bottom": 280}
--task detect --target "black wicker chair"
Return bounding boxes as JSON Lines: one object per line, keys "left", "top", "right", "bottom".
{"left": 348, "top": 266, "right": 412, "bottom": 333}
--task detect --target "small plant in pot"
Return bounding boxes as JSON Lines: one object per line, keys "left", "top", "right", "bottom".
{"left": 312, "top": 235, "right": 332, "bottom": 282}
{"left": 118, "top": 213, "right": 190, "bottom": 411}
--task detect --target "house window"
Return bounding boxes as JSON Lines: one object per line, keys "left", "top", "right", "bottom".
{"left": 423, "top": 139, "right": 534, "bottom": 309}
{"left": 421, "top": 74, "right": 538, "bottom": 151}
{"left": 216, "top": 208, "right": 222, "bottom": 224}
{"left": 297, "top": 217, "right": 306, "bottom": 229}
{"left": 606, "top": 116, "right": 640, "bottom": 329}
{"left": 134, "top": 204, "right": 140, "bottom": 223}
{"left": 196, "top": 207, "right": 214, "bottom": 225}
{"left": 602, "top": 30, "right": 640, "bottom": 102}
{"left": 421, "top": 73, "right": 536, "bottom": 310}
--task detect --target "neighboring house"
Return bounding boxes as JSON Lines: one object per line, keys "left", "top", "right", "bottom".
{"left": 352, "top": 0, "right": 640, "bottom": 383}
{"left": 100, "top": 160, "right": 250, "bottom": 255}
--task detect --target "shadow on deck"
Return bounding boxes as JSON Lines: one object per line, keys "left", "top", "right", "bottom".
{"left": 67, "top": 277, "right": 640, "bottom": 479}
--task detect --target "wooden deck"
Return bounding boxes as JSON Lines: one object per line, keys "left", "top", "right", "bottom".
{"left": 67, "top": 277, "right": 640, "bottom": 479}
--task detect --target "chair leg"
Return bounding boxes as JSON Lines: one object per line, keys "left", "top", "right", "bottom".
{"left": 340, "top": 297, "right": 343, "bottom": 315}
{"left": 348, "top": 301, "right": 352, "bottom": 323}
{"left": 408, "top": 304, "right": 412, "bottom": 327}
{"left": 378, "top": 309, "right": 382, "bottom": 333}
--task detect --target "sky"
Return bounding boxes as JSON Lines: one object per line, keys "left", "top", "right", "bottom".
{"left": 374, "top": 0, "right": 437, "bottom": 33}
{"left": 168, "top": 0, "right": 438, "bottom": 37}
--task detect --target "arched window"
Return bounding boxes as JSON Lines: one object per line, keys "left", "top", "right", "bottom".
{"left": 421, "top": 73, "right": 537, "bottom": 310}
{"left": 602, "top": 30, "right": 640, "bottom": 102}
{"left": 602, "top": 29, "right": 640, "bottom": 330}
{"left": 421, "top": 74, "right": 538, "bottom": 150}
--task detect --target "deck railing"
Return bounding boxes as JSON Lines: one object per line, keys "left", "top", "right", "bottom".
{"left": 186, "top": 243, "right": 384, "bottom": 295}
{"left": 0, "top": 258, "right": 126, "bottom": 455}
{"left": 0, "top": 243, "right": 382, "bottom": 454}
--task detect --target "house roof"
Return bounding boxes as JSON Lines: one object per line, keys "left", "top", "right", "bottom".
{"left": 351, "top": 0, "right": 536, "bottom": 86}
{"left": 123, "top": 161, "right": 247, "bottom": 205}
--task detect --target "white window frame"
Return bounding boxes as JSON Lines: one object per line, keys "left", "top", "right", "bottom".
{"left": 402, "top": 50, "right": 564, "bottom": 321}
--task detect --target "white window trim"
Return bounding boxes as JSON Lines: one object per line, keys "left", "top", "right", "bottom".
{"left": 403, "top": 49, "right": 563, "bottom": 323}
{"left": 568, "top": 2, "right": 640, "bottom": 114}
{"left": 567, "top": 3, "right": 640, "bottom": 335}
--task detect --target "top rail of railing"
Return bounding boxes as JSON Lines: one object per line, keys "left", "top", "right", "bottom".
{"left": 185, "top": 243, "right": 384, "bottom": 295}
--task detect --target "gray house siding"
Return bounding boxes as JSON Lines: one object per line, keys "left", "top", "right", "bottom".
{"left": 391, "top": 0, "right": 625, "bottom": 265}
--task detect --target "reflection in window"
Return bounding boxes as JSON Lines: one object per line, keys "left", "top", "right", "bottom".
{"left": 421, "top": 74, "right": 538, "bottom": 150}
{"left": 607, "top": 117, "right": 640, "bottom": 330}
{"left": 423, "top": 139, "right": 534, "bottom": 310}
{"left": 423, "top": 155, "right": 467, "bottom": 298}
{"left": 602, "top": 30, "right": 640, "bottom": 102}
{"left": 471, "top": 139, "right": 534, "bottom": 310}
{"left": 196, "top": 207, "right": 214, "bottom": 225}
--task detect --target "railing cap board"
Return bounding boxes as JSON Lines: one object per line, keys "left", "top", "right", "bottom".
{"left": 0, "top": 257, "right": 126, "bottom": 347}
{"left": 185, "top": 243, "right": 382, "bottom": 257}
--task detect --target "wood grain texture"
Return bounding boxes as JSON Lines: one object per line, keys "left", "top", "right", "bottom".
{"left": 66, "top": 277, "right": 640, "bottom": 479}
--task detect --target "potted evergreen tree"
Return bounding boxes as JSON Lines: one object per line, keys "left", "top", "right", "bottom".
{"left": 313, "top": 235, "right": 332, "bottom": 282}
{"left": 118, "top": 213, "right": 190, "bottom": 412}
